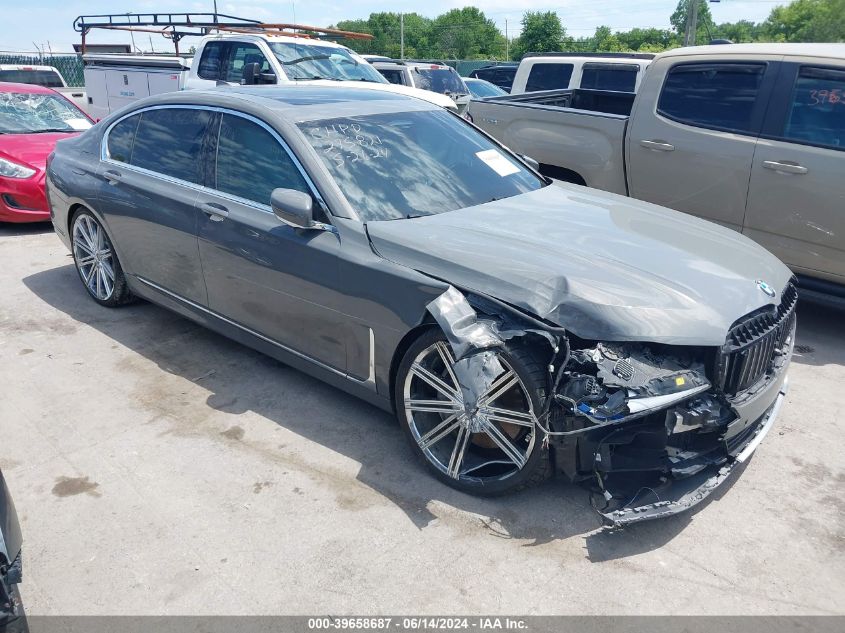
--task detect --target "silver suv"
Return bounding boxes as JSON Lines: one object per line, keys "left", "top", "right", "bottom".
{"left": 371, "top": 60, "right": 470, "bottom": 114}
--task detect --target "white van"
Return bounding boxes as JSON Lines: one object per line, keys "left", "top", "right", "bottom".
{"left": 510, "top": 53, "right": 654, "bottom": 95}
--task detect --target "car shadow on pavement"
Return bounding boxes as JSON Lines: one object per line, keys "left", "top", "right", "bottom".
{"left": 0, "top": 222, "right": 53, "bottom": 237}
{"left": 23, "top": 263, "right": 746, "bottom": 558}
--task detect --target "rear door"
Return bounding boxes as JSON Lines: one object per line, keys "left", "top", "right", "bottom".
{"left": 195, "top": 112, "right": 348, "bottom": 372}
{"left": 744, "top": 62, "right": 845, "bottom": 284}
{"left": 98, "top": 106, "right": 214, "bottom": 304}
{"left": 626, "top": 58, "right": 779, "bottom": 229}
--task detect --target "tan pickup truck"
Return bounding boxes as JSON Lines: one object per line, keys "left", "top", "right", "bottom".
{"left": 469, "top": 43, "right": 845, "bottom": 292}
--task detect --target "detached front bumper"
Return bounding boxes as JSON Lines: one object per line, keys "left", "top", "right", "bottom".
{"left": 596, "top": 375, "right": 788, "bottom": 526}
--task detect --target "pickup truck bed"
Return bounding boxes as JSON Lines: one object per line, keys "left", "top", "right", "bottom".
{"left": 470, "top": 89, "right": 634, "bottom": 194}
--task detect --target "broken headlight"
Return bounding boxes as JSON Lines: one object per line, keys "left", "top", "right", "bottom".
{"left": 556, "top": 343, "right": 710, "bottom": 424}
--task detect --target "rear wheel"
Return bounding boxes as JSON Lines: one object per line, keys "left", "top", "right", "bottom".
{"left": 395, "top": 329, "right": 551, "bottom": 495}
{"left": 71, "top": 209, "right": 133, "bottom": 307}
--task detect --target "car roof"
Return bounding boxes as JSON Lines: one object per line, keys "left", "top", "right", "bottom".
{"left": 0, "top": 81, "right": 58, "bottom": 95}
{"left": 133, "top": 84, "right": 438, "bottom": 123}
{"left": 659, "top": 43, "right": 845, "bottom": 61}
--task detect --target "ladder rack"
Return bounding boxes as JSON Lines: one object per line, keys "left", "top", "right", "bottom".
{"left": 73, "top": 13, "right": 373, "bottom": 54}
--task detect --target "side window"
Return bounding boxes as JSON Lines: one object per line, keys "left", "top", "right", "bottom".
{"left": 130, "top": 108, "right": 214, "bottom": 184}
{"left": 525, "top": 63, "right": 574, "bottom": 92}
{"left": 224, "top": 43, "right": 271, "bottom": 84}
{"left": 197, "top": 42, "right": 228, "bottom": 80}
{"left": 379, "top": 69, "right": 405, "bottom": 85}
{"left": 783, "top": 66, "right": 845, "bottom": 150}
{"left": 580, "top": 64, "right": 638, "bottom": 92}
{"left": 215, "top": 114, "right": 309, "bottom": 207}
{"left": 106, "top": 114, "right": 141, "bottom": 163}
{"left": 657, "top": 63, "right": 766, "bottom": 134}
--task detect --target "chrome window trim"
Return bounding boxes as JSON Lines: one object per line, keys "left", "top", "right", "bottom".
{"left": 135, "top": 275, "right": 374, "bottom": 387}
{"left": 100, "top": 103, "right": 335, "bottom": 228}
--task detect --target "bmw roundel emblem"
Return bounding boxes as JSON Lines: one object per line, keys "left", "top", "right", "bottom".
{"left": 756, "top": 279, "right": 776, "bottom": 297}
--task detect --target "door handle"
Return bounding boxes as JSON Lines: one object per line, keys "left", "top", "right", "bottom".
{"left": 640, "top": 140, "right": 675, "bottom": 152}
{"left": 199, "top": 201, "right": 230, "bottom": 221}
{"left": 762, "top": 160, "right": 808, "bottom": 175}
{"left": 103, "top": 170, "right": 122, "bottom": 184}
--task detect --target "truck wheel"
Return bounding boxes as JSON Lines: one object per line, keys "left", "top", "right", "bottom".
{"left": 395, "top": 328, "right": 551, "bottom": 496}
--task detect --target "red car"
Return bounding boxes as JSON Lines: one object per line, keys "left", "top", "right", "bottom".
{"left": 0, "top": 82, "right": 92, "bottom": 223}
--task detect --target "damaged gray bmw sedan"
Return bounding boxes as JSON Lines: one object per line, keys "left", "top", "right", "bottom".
{"left": 46, "top": 86, "right": 795, "bottom": 525}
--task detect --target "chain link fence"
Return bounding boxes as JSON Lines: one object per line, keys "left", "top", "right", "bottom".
{"left": 0, "top": 52, "right": 85, "bottom": 87}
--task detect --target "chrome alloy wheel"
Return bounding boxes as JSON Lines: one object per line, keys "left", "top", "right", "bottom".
{"left": 72, "top": 214, "right": 115, "bottom": 301}
{"left": 402, "top": 341, "right": 538, "bottom": 483}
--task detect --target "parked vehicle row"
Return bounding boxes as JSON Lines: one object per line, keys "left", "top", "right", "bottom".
{"left": 81, "top": 32, "right": 457, "bottom": 121}
{"left": 46, "top": 84, "right": 796, "bottom": 526}
{"left": 469, "top": 43, "right": 845, "bottom": 291}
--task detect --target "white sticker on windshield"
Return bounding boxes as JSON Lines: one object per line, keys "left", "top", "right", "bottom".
{"left": 475, "top": 149, "right": 519, "bottom": 177}
{"left": 65, "top": 118, "right": 92, "bottom": 131}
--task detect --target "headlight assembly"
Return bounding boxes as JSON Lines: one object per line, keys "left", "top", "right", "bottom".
{"left": 0, "top": 157, "right": 36, "bottom": 179}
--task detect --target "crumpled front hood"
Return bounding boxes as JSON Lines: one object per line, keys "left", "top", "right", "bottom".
{"left": 366, "top": 183, "right": 794, "bottom": 346}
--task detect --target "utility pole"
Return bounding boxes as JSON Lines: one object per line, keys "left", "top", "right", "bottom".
{"left": 505, "top": 19, "right": 509, "bottom": 60}
{"left": 400, "top": 13, "right": 404, "bottom": 60}
{"left": 685, "top": 0, "right": 699, "bottom": 47}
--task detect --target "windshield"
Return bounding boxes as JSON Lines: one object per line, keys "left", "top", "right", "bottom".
{"left": 268, "top": 43, "right": 387, "bottom": 83}
{"left": 0, "top": 92, "right": 90, "bottom": 134}
{"left": 467, "top": 80, "right": 506, "bottom": 98}
{"left": 299, "top": 109, "right": 544, "bottom": 222}
{"left": 413, "top": 67, "right": 467, "bottom": 95}
{"left": 0, "top": 69, "right": 63, "bottom": 88}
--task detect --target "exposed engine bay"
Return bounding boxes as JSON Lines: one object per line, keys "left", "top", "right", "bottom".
{"left": 427, "top": 284, "right": 795, "bottom": 527}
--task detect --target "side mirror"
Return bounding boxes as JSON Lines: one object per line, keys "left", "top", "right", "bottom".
{"left": 521, "top": 154, "right": 540, "bottom": 172}
{"left": 242, "top": 62, "right": 261, "bottom": 85}
{"left": 271, "top": 188, "right": 314, "bottom": 228}
{"left": 258, "top": 72, "right": 277, "bottom": 85}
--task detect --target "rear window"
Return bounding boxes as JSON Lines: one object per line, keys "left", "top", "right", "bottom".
{"left": 413, "top": 67, "right": 466, "bottom": 95}
{"left": 580, "top": 63, "right": 638, "bottom": 92}
{"left": 525, "top": 63, "right": 574, "bottom": 92}
{"left": 783, "top": 66, "right": 845, "bottom": 150}
{"left": 657, "top": 62, "right": 766, "bottom": 134}
{"left": 0, "top": 69, "right": 64, "bottom": 88}
{"left": 130, "top": 108, "right": 214, "bottom": 184}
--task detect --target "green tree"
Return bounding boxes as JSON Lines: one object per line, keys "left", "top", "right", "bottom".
{"left": 592, "top": 25, "right": 624, "bottom": 52}
{"left": 670, "top": 0, "right": 715, "bottom": 45}
{"left": 513, "top": 11, "right": 566, "bottom": 57}
{"left": 616, "top": 27, "right": 679, "bottom": 52}
{"left": 762, "top": 0, "right": 845, "bottom": 42}
{"left": 430, "top": 8, "right": 505, "bottom": 60}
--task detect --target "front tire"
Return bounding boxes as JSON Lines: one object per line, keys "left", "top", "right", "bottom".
{"left": 71, "top": 209, "right": 133, "bottom": 307}
{"left": 394, "top": 329, "right": 551, "bottom": 496}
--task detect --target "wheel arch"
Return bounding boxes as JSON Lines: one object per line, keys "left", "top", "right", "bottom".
{"left": 388, "top": 320, "right": 438, "bottom": 414}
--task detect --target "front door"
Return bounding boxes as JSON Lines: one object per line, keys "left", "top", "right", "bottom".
{"left": 196, "top": 112, "right": 347, "bottom": 372}
{"left": 744, "top": 63, "right": 845, "bottom": 284}
{"left": 627, "top": 60, "right": 776, "bottom": 230}
{"left": 97, "top": 107, "right": 215, "bottom": 304}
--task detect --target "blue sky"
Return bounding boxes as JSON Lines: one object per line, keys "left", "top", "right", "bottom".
{"left": 3, "top": 1, "right": 787, "bottom": 53}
